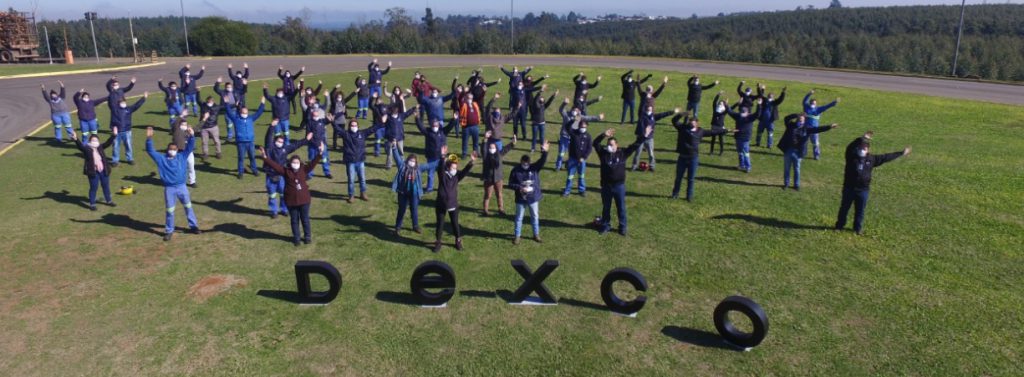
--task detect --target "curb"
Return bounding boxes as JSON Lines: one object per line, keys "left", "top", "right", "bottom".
{"left": 0, "top": 61, "right": 168, "bottom": 80}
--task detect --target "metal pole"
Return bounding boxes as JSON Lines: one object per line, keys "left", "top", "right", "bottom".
{"left": 180, "top": 0, "right": 191, "bottom": 56}
{"left": 128, "top": 13, "right": 138, "bottom": 63}
{"left": 43, "top": 26, "right": 53, "bottom": 64}
{"left": 951, "top": 0, "right": 966, "bottom": 77}
{"left": 510, "top": 0, "right": 514, "bottom": 54}
{"left": 88, "top": 16, "right": 100, "bottom": 63}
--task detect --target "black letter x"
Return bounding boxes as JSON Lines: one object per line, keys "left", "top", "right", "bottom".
{"left": 510, "top": 260, "right": 559, "bottom": 303}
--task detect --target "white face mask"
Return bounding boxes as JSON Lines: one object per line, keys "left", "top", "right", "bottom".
{"left": 694, "top": 80, "right": 700, "bottom": 85}
{"left": 206, "top": 102, "right": 214, "bottom": 107}
{"left": 580, "top": 128, "right": 587, "bottom": 133}
{"left": 627, "top": 77, "right": 633, "bottom": 82}
{"left": 167, "top": 150, "right": 178, "bottom": 158}
{"left": 350, "top": 126, "right": 358, "bottom": 132}
{"left": 607, "top": 145, "right": 617, "bottom": 153}
{"left": 179, "top": 125, "right": 187, "bottom": 130}
{"left": 717, "top": 105, "right": 726, "bottom": 113}
{"left": 83, "top": 97, "right": 91, "bottom": 102}
{"left": 119, "top": 103, "right": 127, "bottom": 109}
{"left": 285, "top": 73, "right": 291, "bottom": 78}
{"left": 857, "top": 149, "right": 867, "bottom": 158}
{"left": 431, "top": 126, "right": 439, "bottom": 133}
{"left": 113, "top": 85, "right": 120, "bottom": 90}
{"left": 275, "top": 142, "right": 284, "bottom": 148}
{"left": 88, "top": 141, "right": 100, "bottom": 148}
{"left": 448, "top": 168, "right": 458, "bottom": 176}
{"left": 291, "top": 162, "right": 301, "bottom": 170}
{"left": 277, "top": 93, "right": 284, "bottom": 98}
{"left": 431, "top": 92, "right": 438, "bottom": 98}
{"left": 810, "top": 105, "right": 817, "bottom": 110}
{"left": 170, "top": 87, "right": 178, "bottom": 91}
{"left": 226, "top": 87, "right": 234, "bottom": 92}
{"left": 521, "top": 163, "right": 529, "bottom": 169}
{"left": 646, "top": 111, "right": 653, "bottom": 116}
{"left": 240, "top": 113, "right": 249, "bottom": 119}
{"left": 488, "top": 147, "right": 497, "bottom": 154}
{"left": 408, "top": 161, "right": 417, "bottom": 168}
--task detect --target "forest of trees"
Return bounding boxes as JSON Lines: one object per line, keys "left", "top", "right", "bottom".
{"left": 33, "top": 4, "right": 1024, "bottom": 81}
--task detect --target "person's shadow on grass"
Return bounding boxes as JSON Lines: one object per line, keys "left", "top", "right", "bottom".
{"left": 22, "top": 189, "right": 92, "bottom": 209}
{"left": 711, "top": 213, "right": 831, "bottom": 230}
{"left": 194, "top": 198, "right": 267, "bottom": 217}
{"left": 211, "top": 223, "right": 293, "bottom": 242}
{"left": 70, "top": 213, "right": 164, "bottom": 235}
{"left": 322, "top": 214, "right": 428, "bottom": 249}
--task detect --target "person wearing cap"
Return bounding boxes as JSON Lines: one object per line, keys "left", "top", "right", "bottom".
{"left": 508, "top": 140, "right": 550, "bottom": 244}
{"left": 433, "top": 146, "right": 475, "bottom": 252}
{"left": 835, "top": 132, "right": 911, "bottom": 235}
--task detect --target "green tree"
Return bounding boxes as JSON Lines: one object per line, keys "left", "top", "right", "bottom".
{"left": 190, "top": 17, "right": 257, "bottom": 56}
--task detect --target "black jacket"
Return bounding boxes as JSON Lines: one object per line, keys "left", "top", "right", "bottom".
{"left": 686, "top": 77, "right": 717, "bottom": 103}
{"left": 568, "top": 129, "right": 593, "bottom": 160}
{"left": 593, "top": 134, "right": 643, "bottom": 186}
{"left": 777, "top": 114, "right": 834, "bottom": 157}
{"left": 842, "top": 137, "right": 903, "bottom": 191}
{"left": 75, "top": 136, "right": 115, "bottom": 176}
{"left": 508, "top": 151, "right": 548, "bottom": 204}
{"left": 529, "top": 93, "right": 557, "bottom": 124}
{"left": 620, "top": 70, "right": 651, "bottom": 102}
{"left": 436, "top": 160, "right": 474, "bottom": 210}
{"left": 727, "top": 105, "right": 760, "bottom": 141}
{"left": 672, "top": 114, "right": 727, "bottom": 158}
{"left": 332, "top": 123, "right": 383, "bottom": 163}
{"left": 414, "top": 115, "right": 456, "bottom": 162}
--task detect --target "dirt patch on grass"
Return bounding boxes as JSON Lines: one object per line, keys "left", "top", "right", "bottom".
{"left": 186, "top": 275, "right": 248, "bottom": 303}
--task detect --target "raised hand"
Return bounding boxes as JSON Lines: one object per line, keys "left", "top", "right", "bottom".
{"left": 113, "top": 127, "right": 119, "bottom": 136}
{"left": 644, "top": 125, "right": 653, "bottom": 138}
{"left": 541, "top": 140, "right": 550, "bottom": 152}
{"left": 143, "top": 91, "right": 149, "bottom": 98}
{"left": 903, "top": 146, "right": 912, "bottom": 156}
{"left": 663, "top": 76, "right": 669, "bottom": 83}
{"left": 146, "top": 127, "right": 154, "bottom": 138}
{"left": 598, "top": 113, "right": 605, "bottom": 121}
{"left": 604, "top": 129, "right": 615, "bottom": 137}
{"left": 260, "top": 96, "right": 266, "bottom": 105}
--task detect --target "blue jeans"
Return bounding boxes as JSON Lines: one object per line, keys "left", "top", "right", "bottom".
{"left": 167, "top": 103, "right": 184, "bottom": 126}
{"left": 555, "top": 135, "right": 570, "bottom": 170}
{"left": 164, "top": 184, "right": 198, "bottom": 234}
{"left": 783, "top": 148, "right": 802, "bottom": 188}
{"left": 87, "top": 173, "right": 112, "bottom": 205}
{"left": 461, "top": 125, "right": 480, "bottom": 158}
{"left": 531, "top": 123, "right": 546, "bottom": 151}
{"left": 373, "top": 127, "right": 385, "bottom": 155}
{"left": 620, "top": 99, "right": 635, "bottom": 124}
{"left": 756, "top": 120, "right": 774, "bottom": 147}
{"left": 223, "top": 106, "right": 236, "bottom": 141}
{"left": 686, "top": 101, "right": 700, "bottom": 119}
{"left": 51, "top": 112, "right": 73, "bottom": 140}
{"left": 184, "top": 93, "right": 199, "bottom": 113}
{"left": 79, "top": 118, "right": 99, "bottom": 137}
{"left": 346, "top": 161, "right": 366, "bottom": 196}
{"left": 564, "top": 159, "right": 587, "bottom": 194}
{"left": 600, "top": 182, "right": 627, "bottom": 232}
{"left": 808, "top": 123, "right": 821, "bottom": 158}
{"left": 736, "top": 139, "right": 751, "bottom": 171}
{"left": 396, "top": 192, "right": 420, "bottom": 230}
{"left": 236, "top": 141, "right": 257, "bottom": 174}
{"left": 276, "top": 119, "right": 291, "bottom": 145}
{"left": 422, "top": 159, "right": 439, "bottom": 191}
{"left": 307, "top": 144, "right": 331, "bottom": 179}
{"left": 672, "top": 156, "right": 699, "bottom": 200}
{"left": 369, "top": 85, "right": 382, "bottom": 99}
{"left": 112, "top": 130, "right": 133, "bottom": 163}
{"left": 266, "top": 176, "right": 287, "bottom": 215}
{"left": 288, "top": 203, "right": 312, "bottom": 243}
{"left": 357, "top": 97, "right": 369, "bottom": 118}
{"left": 514, "top": 201, "right": 540, "bottom": 238}
{"left": 836, "top": 187, "right": 870, "bottom": 232}
{"left": 631, "top": 137, "right": 656, "bottom": 169}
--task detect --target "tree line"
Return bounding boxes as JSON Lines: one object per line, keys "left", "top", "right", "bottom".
{"left": 34, "top": 4, "right": 1024, "bottom": 81}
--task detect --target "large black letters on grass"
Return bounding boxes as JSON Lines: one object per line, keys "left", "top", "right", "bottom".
{"left": 410, "top": 261, "right": 456, "bottom": 306}
{"left": 294, "top": 261, "right": 342, "bottom": 304}
{"left": 713, "top": 295, "right": 769, "bottom": 348}
{"left": 510, "top": 259, "right": 559, "bottom": 303}
{"left": 600, "top": 267, "right": 648, "bottom": 314}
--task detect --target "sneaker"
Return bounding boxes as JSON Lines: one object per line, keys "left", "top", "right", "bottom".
{"left": 618, "top": 228, "right": 627, "bottom": 236}
{"left": 433, "top": 240, "right": 442, "bottom": 253}
{"left": 599, "top": 227, "right": 610, "bottom": 235}
{"left": 201, "top": 153, "right": 208, "bottom": 160}
{"left": 253, "top": 171, "right": 260, "bottom": 177}
{"left": 293, "top": 240, "right": 301, "bottom": 246}
{"left": 237, "top": 173, "right": 244, "bottom": 179}
{"left": 782, "top": 185, "right": 788, "bottom": 190}
{"left": 89, "top": 204, "right": 97, "bottom": 211}
{"left": 188, "top": 182, "right": 197, "bottom": 188}
{"left": 215, "top": 153, "right": 221, "bottom": 159}
{"left": 360, "top": 193, "right": 368, "bottom": 201}
{"left": 190, "top": 227, "right": 202, "bottom": 235}
{"left": 533, "top": 236, "right": 542, "bottom": 243}
{"left": 413, "top": 227, "right": 422, "bottom": 234}
{"left": 513, "top": 237, "right": 521, "bottom": 245}
{"left": 649, "top": 167, "right": 655, "bottom": 173}
{"left": 303, "top": 238, "right": 310, "bottom": 244}
{"left": 455, "top": 238, "right": 464, "bottom": 251}
{"left": 127, "top": 160, "right": 135, "bottom": 166}
{"left": 793, "top": 185, "right": 800, "bottom": 191}
{"left": 325, "top": 174, "right": 333, "bottom": 179}
{"left": 280, "top": 211, "right": 289, "bottom": 217}
{"left": 106, "top": 201, "right": 116, "bottom": 207}
{"left": 497, "top": 209, "right": 506, "bottom": 216}
{"left": 562, "top": 192, "right": 570, "bottom": 198}
{"left": 111, "top": 162, "right": 120, "bottom": 168}
{"left": 271, "top": 214, "right": 278, "bottom": 220}
{"left": 346, "top": 197, "right": 354, "bottom": 204}
{"left": 163, "top": 233, "right": 173, "bottom": 241}
{"left": 579, "top": 192, "right": 586, "bottom": 198}
{"left": 670, "top": 195, "right": 679, "bottom": 199}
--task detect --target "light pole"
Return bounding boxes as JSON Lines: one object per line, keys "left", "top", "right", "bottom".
{"left": 510, "top": 0, "right": 515, "bottom": 54}
{"left": 180, "top": 0, "right": 191, "bottom": 56}
{"left": 128, "top": 13, "right": 138, "bottom": 63}
{"left": 951, "top": 0, "right": 966, "bottom": 77}
{"left": 43, "top": 25, "right": 53, "bottom": 64}
{"left": 84, "top": 12, "right": 100, "bottom": 63}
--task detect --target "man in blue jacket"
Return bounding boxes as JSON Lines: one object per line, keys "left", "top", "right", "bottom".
{"left": 414, "top": 112, "right": 457, "bottom": 192}
{"left": 803, "top": 89, "right": 840, "bottom": 160}
{"left": 145, "top": 126, "right": 201, "bottom": 241}
{"left": 73, "top": 89, "right": 108, "bottom": 138}
{"left": 383, "top": 103, "right": 417, "bottom": 170}
{"left": 105, "top": 76, "right": 136, "bottom": 112}
{"left": 157, "top": 79, "right": 184, "bottom": 127}
{"left": 509, "top": 140, "right": 549, "bottom": 245}
{"left": 263, "top": 120, "right": 310, "bottom": 218}
{"left": 726, "top": 104, "right": 760, "bottom": 173}
{"left": 367, "top": 58, "right": 391, "bottom": 98}
{"left": 333, "top": 118, "right": 385, "bottom": 203}
{"left": 777, "top": 113, "right": 838, "bottom": 190}
{"left": 178, "top": 64, "right": 204, "bottom": 114}
{"left": 755, "top": 87, "right": 786, "bottom": 148}
{"left": 263, "top": 82, "right": 293, "bottom": 145}
{"left": 109, "top": 92, "right": 148, "bottom": 166}
{"left": 563, "top": 120, "right": 593, "bottom": 197}
{"left": 225, "top": 97, "right": 266, "bottom": 179}
{"left": 306, "top": 108, "right": 332, "bottom": 180}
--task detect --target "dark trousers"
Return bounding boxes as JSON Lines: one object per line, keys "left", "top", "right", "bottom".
{"left": 435, "top": 207, "right": 462, "bottom": 240}
{"left": 87, "top": 173, "right": 112, "bottom": 205}
{"left": 672, "top": 156, "right": 699, "bottom": 200}
{"left": 708, "top": 134, "right": 725, "bottom": 155}
{"left": 287, "top": 203, "right": 311, "bottom": 242}
{"left": 512, "top": 108, "right": 528, "bottom": 139}
{"left": 600, "top": 182, "right": 627, "bottom": 232}
{"left": 396, "top": 192, "right": 420, "bottom": 230}
{"left": 836, "top": 187, "right": 870, "bottom": 232}
{"left": 686, "top": 100, "right": 700, "bottom": 119}
{"left": 620, "top": 99, "right": 635, "bottom": 124}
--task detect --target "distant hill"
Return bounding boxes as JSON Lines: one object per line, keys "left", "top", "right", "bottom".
{"left": 34, "top": 4, "right": 1024, "bottom": 81}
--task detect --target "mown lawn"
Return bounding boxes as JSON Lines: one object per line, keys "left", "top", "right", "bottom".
{"left": 0, "top": 65, "right": 1021, "bottom": 376}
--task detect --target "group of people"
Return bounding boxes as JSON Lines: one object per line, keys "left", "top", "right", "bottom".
{"left": 50, "top": 59, "right": 911, "bottom": 247}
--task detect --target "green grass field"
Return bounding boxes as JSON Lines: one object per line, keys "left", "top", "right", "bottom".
{"left": 0, "top": 65, "right": 1021, "bottom": 376}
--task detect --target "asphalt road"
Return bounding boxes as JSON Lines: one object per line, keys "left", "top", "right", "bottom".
{"left": 3, "top": 55, "right": 1022, "bottom": 152}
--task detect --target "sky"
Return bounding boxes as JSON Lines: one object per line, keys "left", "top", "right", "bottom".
{"left": 8, "top": 0, "right": 1019, "bottom": 26}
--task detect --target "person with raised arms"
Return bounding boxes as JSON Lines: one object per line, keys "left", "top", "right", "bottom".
{"left": 754, "top": 85, "right": 787, "bottom": 148}
{"left": 413, "top": 112, "right": 458, "bottom": 193}
{"left": 777, "top": 113, "right": 838, "bottom": 191}
{"left": 333, "top": 118, "right": 385, "bottom": 203}
{"left": 594, "top": 126, "right": 652, "bottom": 236}
{"left": 226, "top": 63, "right": 250, "bottom": 106}
{"left": 726, "top": 102, "right": 760, "bottom": 173}
{"left": 630, "top": 105, "right": 680, "bottom": 173}
{"left": 225, "top": 96, "right": 266, "bottom": 179}
{"left": 197, "top": 96, "right": 222, "bottom": 160}
{"left": 508, "top": 140, "right": 550, "bottom": 245}
{"left": 108, "top": 92, "right": 148, "bottom": 167}
{"left": 157, "top": 78, "right": 184, "bottom": 127}
{"left": 263, "top": 120, "right": 311, "bottom": 218}
{"left": 41, "top": 81, "right": 73, "bottom": 142}
{"left": 72, "top": 88, "right": 108, "bottom": 139}
{"left": 835, "top": 132, "right": 910, "bottom": 235}
{"left": 259, "top": 143, "right": 324, "bottom": 246}
{"left": 178, "top": 63, "right": 205, "bottom": 114}
{"left": 69, "top": 128, "right": 117, "bottom": 211}
{"left": 707, "top": 92, "right": 729, "bottom": 156}
{"left": 263, "top": 82, "right": 294, "bottom": 146}
{"left": 277, "top": 65, "right": 305, "bottom": 113}
{"left": 555, "top": 99, "right": 603, "bottom": 171}
{"left": 528, "top": 87, "right": 558, "bottom": 153}
{"left": 480, "top": 131, "right": 516, "bottom": 216}
{"left": 367, "top": 58, "right": 391, "bottom": 99}
{"left": 392, "top": 153, "right": 426, "bottom": 235}
{"left": 433, "top": 146, "right": 475, "bottom": 253}
{"left": 619, "top": 70, "right": 651, "bottom": 125}
{"left": 670, "top": 112, "right": 732, "bottom": 201}
{"left": 145, "top": 126, "right": 201, "bottom": 242}
{"left": 803, "top": 89, "right": 841, "bottom": 160}
{"left": 685, "top": 75, "right": 719, "bottom": 119}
